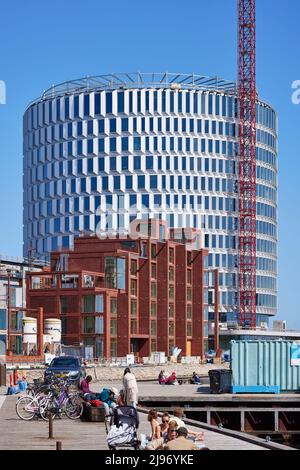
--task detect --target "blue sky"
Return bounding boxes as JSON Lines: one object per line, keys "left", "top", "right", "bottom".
{"left": 0, "top": 0, "right": 299, "bottom": 327}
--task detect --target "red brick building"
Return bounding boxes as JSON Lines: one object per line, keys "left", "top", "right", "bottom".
{"left": 27, "top": 221, "right": 210, "bottom": 358}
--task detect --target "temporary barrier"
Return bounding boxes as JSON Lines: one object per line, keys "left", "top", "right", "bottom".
{"left": 231, "top": 340, "right": 300, "bottom": 392}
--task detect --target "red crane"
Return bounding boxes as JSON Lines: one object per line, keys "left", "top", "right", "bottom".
{"left": 238, "top": 0, "right": 257, "bottom": 329}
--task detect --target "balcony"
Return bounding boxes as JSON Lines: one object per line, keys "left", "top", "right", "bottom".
{"left": 29, "top": 271, "right": 104, "bottom": 290}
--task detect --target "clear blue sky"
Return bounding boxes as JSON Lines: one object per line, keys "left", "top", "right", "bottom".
{"left": 0, "top": 0, "right": 299, "bottom": 327}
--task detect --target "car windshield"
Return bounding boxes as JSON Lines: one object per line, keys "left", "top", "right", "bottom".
{"left": 50, "top": 357, "right": 79, "bottom": 367}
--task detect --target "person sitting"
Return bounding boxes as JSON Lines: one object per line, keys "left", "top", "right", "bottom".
{"left": 80, "top": 375, "right": 98, "bottom": 401}
{"left": 190, "top": 372, "right": 201, "bottom": 385}
{"left": 116, "top": 389, "right": 126, "bottom": 406}
{"left": 158, "top": 370, "right": 167, "bottom": 385}
{"left": 164, "top": 427, "right": 200, "bottom": 451}
{"left": 169, "top": 407, "right": 204, "bottom": 441}
{"left": 99, "top": 387, "right": 118, "bottom": 416}
{"left": 145, "top": 422, "right": 178, "bottom": 450}
{"left": 159, "top": 412, "right": 170, "bottom": 438}
{"left": 166, "top": 371, "right": 178, "bottom": 385}
{"left": 147, "top": 409, "right": 161, "bottom": 440}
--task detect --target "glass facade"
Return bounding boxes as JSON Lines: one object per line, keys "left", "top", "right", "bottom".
{"left": 23, "top": 73, "right": 278, "bottom": 323}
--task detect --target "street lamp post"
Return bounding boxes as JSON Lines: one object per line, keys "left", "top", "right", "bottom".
{"left": 6, "top": 269, "right": 11, "bottom": 355}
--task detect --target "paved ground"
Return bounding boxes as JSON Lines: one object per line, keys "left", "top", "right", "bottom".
{"left": 87, "top": 381, "right": 300, "bottom": 402}
{"left": 0, "top": 394, "right": 267, "bottom": 450}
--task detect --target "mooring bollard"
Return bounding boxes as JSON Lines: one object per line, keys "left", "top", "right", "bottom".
{"left": 56, "top": 441, "right": 62, "bottom": 450}
{"left": 48, "top": 413, "right": 54, "bottom": 439}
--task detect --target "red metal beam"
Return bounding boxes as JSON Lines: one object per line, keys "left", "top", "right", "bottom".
{"left": 238, "top": 0, "right": 257, "bottom": 328}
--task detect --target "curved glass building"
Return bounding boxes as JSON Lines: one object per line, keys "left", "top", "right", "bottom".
{"left": 23, "top": 72, "right": 278, "bottom": 325}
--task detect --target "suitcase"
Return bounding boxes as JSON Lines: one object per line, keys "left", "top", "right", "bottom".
{"left": 88, "top": 405, "right": 105, "bottom": 422}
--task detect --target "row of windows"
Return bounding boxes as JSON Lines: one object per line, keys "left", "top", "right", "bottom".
{"left": 27, "top": 174, "right": 241, "bottom": 200}
{"left": 257, "top": 275, "right": 277, "bottom": 290}
{"left": 257, "top": 220, "right": 277, "bottom": 238}
{"left": 28, "top": 156, "right": 241, "bottom": 182}
{"left": 257, "top": 202, "right": 277, "bottom": 221}
{"left": 256, "top": 147, "right": 277, "bottom": 168}
{"left": 256, "top": 293, "right": 277, "bottom": 308}
{"left": 256, "top": 104, "right": 277, "bottom": 131}
{"left": 256, "top": 257, "right": 277, "bottom": 272}
{"left": 257, "top": 128, "right": 276, "bottom": 151}
{"left": 257, "top": 184, "right": 277, "bottom": 203}
{"left": 216, "top": 273, "right": 276, "bottom": 291}
{"left": 26, "top": 136, "right": 239, "bottom": 159}
{"left": 257, "top": 239, "right": 277, "bottom": 255}
{"left": 216, "top": 291, "right": 277, "bottom": 309}
{"left": 26, "top": 91, "right": 276, "bottom": 133}
{"left": 25, "top": 91, "right": 239, "bottom": 131}
{"left": 25, "top": 117, "right": 237, "bottom": 146}
{"left": 257, "top": 166, "right": 277, "bottom": 187}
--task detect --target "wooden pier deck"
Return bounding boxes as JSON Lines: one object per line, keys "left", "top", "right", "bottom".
{"left": 0, "top": 393, "right": 288, "bottom": 451}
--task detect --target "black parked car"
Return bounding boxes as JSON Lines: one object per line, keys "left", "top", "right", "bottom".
{"left": 44, "top": 356, "right": 86, "bottom": 386}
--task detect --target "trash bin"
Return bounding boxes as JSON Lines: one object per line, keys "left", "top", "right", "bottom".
{"left": 0, "top": 363, "right": 6, "bottom": 387}
{"left": 209, "top": 369, "right": 232, "bottom": 394}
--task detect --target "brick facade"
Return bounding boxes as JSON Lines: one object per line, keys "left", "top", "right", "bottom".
{"left": 27, "top": 223, "right": 209, "bottom": 358}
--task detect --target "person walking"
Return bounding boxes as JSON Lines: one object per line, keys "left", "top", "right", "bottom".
{"left": 123, "top": 367, "right": 138, "bottom": 408}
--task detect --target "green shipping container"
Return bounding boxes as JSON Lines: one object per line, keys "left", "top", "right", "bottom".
{"left": 231, "top": 340, "right": 300, "bottom": 391}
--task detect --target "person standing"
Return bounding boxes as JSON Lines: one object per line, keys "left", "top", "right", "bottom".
{"left": 123, "top": 367, "right": 138, "bottom": 408}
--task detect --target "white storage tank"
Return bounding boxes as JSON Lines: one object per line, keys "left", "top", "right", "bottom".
{"left": 44, "top": 318, "right": 61, "bottom": 343}
{"left": 22, "top": 317, "right": 37, "bottom": 344}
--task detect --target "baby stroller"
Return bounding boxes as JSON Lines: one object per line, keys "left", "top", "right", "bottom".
{"left": 106, "top": 406, "right": 140, "bottom": 450}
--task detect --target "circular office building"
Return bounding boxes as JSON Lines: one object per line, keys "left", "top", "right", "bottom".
{"left": 23, "top": 72, "right": 278, "bottom": 325}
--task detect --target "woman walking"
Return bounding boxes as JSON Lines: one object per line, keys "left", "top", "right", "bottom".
{"left": 123, "top": 367, "right": 138, "bottom": 408}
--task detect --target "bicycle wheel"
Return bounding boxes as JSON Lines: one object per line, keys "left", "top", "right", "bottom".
{"left": 64, "top": 396, "right": 83, "bottom": 419}
{"left": 16, "top": 396, "right": 37, "bottom": 421}
{"left": 39, "top": 396, "right": 59, "bottom": 421}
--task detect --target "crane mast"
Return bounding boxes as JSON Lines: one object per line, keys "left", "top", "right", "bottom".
{"left": 238, "top": 0, "right": 257, "bottom": 329}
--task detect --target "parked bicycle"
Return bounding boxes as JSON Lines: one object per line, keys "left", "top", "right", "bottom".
{"left": 16, "top": 374, "right": 83, "bottom": 421}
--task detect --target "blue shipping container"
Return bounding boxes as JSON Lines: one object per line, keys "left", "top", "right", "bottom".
{"left": 231, "top": 340, "right": 300, "bottom": 392}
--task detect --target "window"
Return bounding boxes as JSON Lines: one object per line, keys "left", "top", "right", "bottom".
{"left": 187, "top": 269, "right": 192, "bottom": 284}
{"left": 151, "top": 282, "right": 157, "bottom": 298}
{"left": 82, "top": 295, "right": 94, "bottom": 313}
{"left": 131, "top": 279, "right": 137, "bottom": 296}
{"left": 187, "top": 304, "right": 192, "bottom": 319}
{"left": 106, "top": 92, "right": 112, "bottom": 114}
{"left": 110, "top": 319, "right": 117, "bottom": 335}
{"left": 110, "top": 297, "right": 117, "bottom": 315}
{"left": 151, "top": 263, "right": 156, "bottom": 279}
{"left": 187, "top": 287, "right": 192, "bottom": 301}
{"left": 151, "top": 244, "right": 156, "bottom": 258}
{"left": 169, "top": 303, "right": 174, "bottom": 318}
{"left": 169, "top": 322, "right": 174, "bottom": 337}
{"left": 105, "top": 257, "right": 126, "bottom": 289}
{"left": 169, "top": 247, "right": 174, "bottom": 264}
{"left": 169, "top": 285, "right": 174, "bottom": 300}
{"left": 82, "top": 317, "right": 94, "bottom": 334}
{"left": 118, "top": 92, "right": 124, "bottom": 113}
{"left": 169, "top": 266, "right": 174, "bottom": 282}
{"left": 95, "top": 295, "right": 104, "bottom": 313}
{"left": 187, "top": 322, "right": 192, "bottom": 337}
{"left": 131, "top": 299, "right": 137, "bottom": 317}
{"left": 151, "top": 320, "right": 157, "bottom": 336}
{"left": 110, "top": 339, "right": 117, "bottom": 357}
{"left": 131, "top": 319, "right": 138, "bottom": 334}
{"left": 131, "top": 259, "right": 137, "bottom": 275}
{"left": 151, "top": 302, "right": 157, "bottom": 318}
{"left": 95, "top": 317, "right": 104, "bottom": 334}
